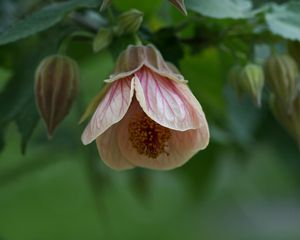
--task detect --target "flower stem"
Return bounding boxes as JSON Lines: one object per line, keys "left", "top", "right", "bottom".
{"left": 134, "top": 34, "right": 143, "bottom": 45}
{"left": 58, "top": 31, "right": 95, "bottom": 55}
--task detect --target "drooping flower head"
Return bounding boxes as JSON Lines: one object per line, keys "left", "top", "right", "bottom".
{"left": 82, "top": 44, "right": 209, "bottom": 170}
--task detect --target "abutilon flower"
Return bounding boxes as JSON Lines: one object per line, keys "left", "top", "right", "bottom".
{"left": 81, "top": 45, "right": 209, "bottom": 170}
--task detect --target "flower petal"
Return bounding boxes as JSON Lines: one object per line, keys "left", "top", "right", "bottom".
{"left": 96, "top": 123, "right": 134, "bottom": 170}
{"left": 106, "top": 45, "right": 185, "bottom": 83}
{"left": 168, "top": 0, "right": 187, "bottom": 15}
{"left": 81, "top": 77, "right": 134, "bottom": 145}
{"left": 134, "top": 67, "right": 207, "bottom": 131}
{"left": 117, "top": 102, "right": 209, "bottom": 170}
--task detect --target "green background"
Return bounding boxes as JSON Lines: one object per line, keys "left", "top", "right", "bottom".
{"left": 1, "top": 0, "right": 300, "bottom": 239}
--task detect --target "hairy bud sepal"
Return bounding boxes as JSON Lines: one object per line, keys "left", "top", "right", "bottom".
{"left": 93, "top": 28, "right": 113, "bottom": 52}
{"left": 35, "top": 55, "right": 79, "bottom": 138}
{"left": 115, "top": 9, "right": 144, "bottom": 36}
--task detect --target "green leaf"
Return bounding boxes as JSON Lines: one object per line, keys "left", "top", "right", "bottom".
{"left": 150, "top": 27, "right": 184, "bottom": 67}
{"left": 0, "top": 67, "right": 11, "bottom": 92}
{"left": 16, "top": 96, "right": 40, "bottom": 154}
{"left": 0, "top": 61, "right": 39, "bottom": 154}
{"left": 0, "top": 0, "right": 100, "bottom": 46}
{"left": 185, "top": 0, "right": 252, "bottom": 19}
{"left": 180, "top": 47, "right": 226, "bottom": 118}
{"left": 100, "top": 0, "right": 112, "bottom": 11}
{"left": 113, "top": 0, "right": 161, "bottom": 19}
{"left": 108, "top": 34, "right": 135, "bottom": 60}
{"left": 266, "top": 2, "right": 300, "bottom": 41}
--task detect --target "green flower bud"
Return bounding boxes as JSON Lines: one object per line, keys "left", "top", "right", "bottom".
{"left": 93, "top": 28, "right": 113, "bottom": 52}
{"left": 35, "top": 55, "right": 79, "bottom": 137}
{"left": 240, "top": 63, "right": 265, "bottom": 107}
{"left": 115, "top": 9, "right": 144, "bottom": 36}
{"left": 265, "top": 54, "right": 299, "bottom": 109}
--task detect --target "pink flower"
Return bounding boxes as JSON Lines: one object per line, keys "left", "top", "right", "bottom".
{"left": 81, "top": 45, "right": 209, "bottom": 170}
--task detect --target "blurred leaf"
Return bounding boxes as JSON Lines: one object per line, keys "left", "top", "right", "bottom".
{"left": 150, "top": 27, "right": 184, "bottom": 67}
{"left": 186, "top": 0, "right": 253, "bottom": 19}
{"left": 179, "top": 144, "right": 218, "bottom": 198}
{"left": 266, "top": 2, "right": 300, "bottom": 41}
{"left": 180, "top": 47, "right": 226, "bottom": 117}
{"left": 225, "top": 88, "right": 262, "bottom": 146}
{"left": 108, "top": 34, "right": 135, "bottom": 60}
{"left": 0, "top": 0, "right": 100, "bottom": 45}
{"left": 100, "top": 0, "right": 111, "bottom": 11}
{"left": 15, "top": 96, "right": 40, "bottom": 154}
{"left": 0, "top": 67, "right": 38, "bottom": 153}
{"left": 0, "top": 0, "right": 17, "bottom": 32}
{"left": 113, "top": 0, "right": 161, "bottom": 19}
{"left": 0, "top": 67, "right": 11, "bottom": 92}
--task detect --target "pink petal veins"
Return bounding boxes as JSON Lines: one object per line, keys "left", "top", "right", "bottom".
{"left": 96, "top": 123, "right": 134, "bottom": 170}
{"left": 134, "top": 67, "right": 206, "bottom": 131}
{"left": 81, "top": 77, "right": 134, "bottom": 145}
{"left": 105, "top": 45, "right": 186, "bottom": 83}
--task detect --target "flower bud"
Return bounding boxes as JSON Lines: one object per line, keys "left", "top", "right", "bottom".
{"left": 265, "top": 54, "right": 299, "bottom": 109}
{"left": 93, "top": 28, "right": 113, "bottom": 52}
{"left": 35, "top": 55, "right": 79, "bottom": 137}
{"left": 240, "top": 63, "right": 265, "bottom": 107}
{"left": 169, "top": 0, "right": 187, "bottom": 15}
{"left": 115, "top": 9, "right": 144, "bottom": 36}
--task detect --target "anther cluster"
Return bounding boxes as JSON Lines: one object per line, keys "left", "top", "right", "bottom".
{"left": 128, "top": 114, "right": 171, "bottom": 158}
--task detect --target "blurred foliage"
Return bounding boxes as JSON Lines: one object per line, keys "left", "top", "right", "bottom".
{"left": 0, "top": 0, "right": 300, "bottom": 239}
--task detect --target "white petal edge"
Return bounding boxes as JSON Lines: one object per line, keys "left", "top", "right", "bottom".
{"left": 81, "top": 77, "right": 134, "bottom": 145}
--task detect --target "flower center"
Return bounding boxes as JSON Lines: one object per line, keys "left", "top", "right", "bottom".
{"left": 128, "top": 114, "right": 171, "bottom": 158}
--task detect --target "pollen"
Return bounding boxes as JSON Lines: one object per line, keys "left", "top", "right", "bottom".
{"left": 128, "top": 114, "right": 171, "bottom": 158}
